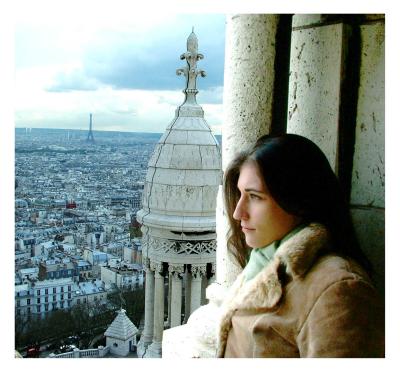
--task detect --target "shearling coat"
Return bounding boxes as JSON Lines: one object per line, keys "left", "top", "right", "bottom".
{"left": 217, "top": 223, "right": 384, "bottom": 358}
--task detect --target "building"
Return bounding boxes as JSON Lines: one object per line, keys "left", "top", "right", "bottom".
{"left": 38, "top": 258, "right": 76, "bottom": 280}
{"left": 104, "top": 309, "right": 139, "bottom": 357}
{"left": 136, "top": 30, "right": 222, "bottom": 357}
{"left": 75, "top": 259, "right": 93, "bottom": 279}
{"left": 73, "top": 280, "right": 107, "bottom": 307}
{"left": 101, "top": 264, "right": 143, "bottom": 290}
{"left": 15, "top": 277, "right": 75, "bottom": 319}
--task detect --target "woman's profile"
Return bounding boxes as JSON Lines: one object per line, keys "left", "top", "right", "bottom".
{"left": 216, "top": 133, "right": 384, "bottom": 357}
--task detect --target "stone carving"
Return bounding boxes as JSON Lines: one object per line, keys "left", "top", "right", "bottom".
{"left": 191, "top": 264, "right": 207, "bottom": 279}
{"left": 168, "top": 264, "right": 185, "bottom": 279}
{"left": 168, "top": 263, "right": 185, "bottom": 274}
{"left": 148, "top": 235, "right": 216, "bottom": 255}
{"left": 150, "top": 260, "right": 163, "bottom": 274}
{"left": 176, "top": 28, "right": 206, "bottom": 107}
{"left": 143, "top": 257, "right": 151, "bottom": 269}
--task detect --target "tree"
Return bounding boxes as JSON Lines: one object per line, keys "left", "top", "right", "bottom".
{"left": 107, "top": 287, "right": 145, "bottom": 327}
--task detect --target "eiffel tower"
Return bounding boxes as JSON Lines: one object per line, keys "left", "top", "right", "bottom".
{"left": 86, "top": 113, "right": 95, "bottom": 143}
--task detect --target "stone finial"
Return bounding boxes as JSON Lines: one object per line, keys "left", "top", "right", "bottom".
{"left": 176, "top": 28, "right": 206, "bottom": 106}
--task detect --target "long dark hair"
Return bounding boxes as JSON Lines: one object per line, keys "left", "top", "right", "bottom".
{"left": 224, "top": 133, "right": 372, "bottom": 273}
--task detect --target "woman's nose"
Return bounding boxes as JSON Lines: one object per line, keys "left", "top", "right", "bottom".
{"left": 233, "top": 197, "right": 248, "bottom": 221}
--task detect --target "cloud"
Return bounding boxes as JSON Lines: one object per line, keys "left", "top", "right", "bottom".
{"left": 14, "top": 13, "right": 226, "bottom": 132}
{"left": 84, "top": 36, "right": 224, "bottom": 91}
{"left": 48, "top": 14, "right": 226, "bottom": 92}
{"left": 197, "top": 86, "right": 223, "bottom": 104}
{"left": 46, "top": 66, "right": 100, "bottom": 92}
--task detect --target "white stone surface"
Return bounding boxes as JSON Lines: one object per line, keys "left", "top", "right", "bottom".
{"left": 350, "top": 22, "right": 385, "bottom": 208}
{"left": 190, "top": 275, "right": 202, "bottom": 314}
{"left": 222, "top": 14, "right": 279, "bottom": 169}
{"left": 137, "top": 30, "right": 221, "bottom": 358}
{"left": 104, "top": 309, "right": 138, "bottom": 340}
{"left": 199, "top": 146, "right": 222, "bottom": 169}
{"left": 104, "top": 309, "right": 138, "bottom": 357}
{"left": 292, "top": 14, "right": 326, "bottom": 28}
{"left": 137, "top": 210, "right": 216, "bottom": 230}
{"left": 162, "top": 325, "right": 194, "bottom": 358}
{"left": 149, "top": 271, "right": 164, "bottom": 355}
{"left": 351, "top": 207, "right": 385, "bottom": 296}
{"left": 169, "top": 145, "right": 202, "bottom": 168}
{"left": 163, "top": 129, "right": 188, "bottom": 144}
{"left": 142, "top": 268, "right": 155, "bottom": 345}
{"left": 162, "top": 283, "right": 226, "bottom": 358}
{"left": 216, "top": 186, "right": 243, "bottom": 286}
{"left": 287, "top": 22, "right": 347, "bottom": 171}
{"left": 170, "top": 273, "right": 183, "bottom": 327}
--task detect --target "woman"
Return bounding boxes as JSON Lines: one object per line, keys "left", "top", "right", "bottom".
{"left": 217, "top": 133, "right": 384, "bottom": 357}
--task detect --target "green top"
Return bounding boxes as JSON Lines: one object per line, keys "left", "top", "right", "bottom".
{"left": 243, "top": 224, "right": 306, "bottom": 281}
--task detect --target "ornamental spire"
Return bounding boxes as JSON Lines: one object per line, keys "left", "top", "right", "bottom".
{"left": 176, "top": 28, "right": 206, "bottom": 106}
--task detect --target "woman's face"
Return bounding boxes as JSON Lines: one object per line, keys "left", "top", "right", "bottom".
{"left": 233, "top": 161, "right": 300, "bottom": 249}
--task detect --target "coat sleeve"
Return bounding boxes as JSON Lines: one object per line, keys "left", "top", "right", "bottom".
{"left": 296, "top": 278, "right": 384, "bottom": 357}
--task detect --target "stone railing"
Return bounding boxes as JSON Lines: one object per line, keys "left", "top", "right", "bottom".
{"left": 48, "top": 345, "right": 110, "bottom": 358}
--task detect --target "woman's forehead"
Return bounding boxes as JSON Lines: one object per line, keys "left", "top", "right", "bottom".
{"left": 238, "top": 161, "right": 266, "bottom": 191}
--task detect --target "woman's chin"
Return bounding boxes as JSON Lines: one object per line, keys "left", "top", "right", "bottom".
{"left": 245, "top": 239, "right": 258, "bottom": 249}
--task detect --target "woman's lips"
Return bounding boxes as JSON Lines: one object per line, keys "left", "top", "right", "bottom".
{"left": 242, "top": 226, "right": 255, "bottom": 232}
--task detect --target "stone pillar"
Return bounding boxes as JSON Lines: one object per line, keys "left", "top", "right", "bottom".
{"left": 201, "top": 274, "right": 207, "bottom": 305}
{"left": 140, "top": 259, "right": 154, "bottom": 347}
{"left": 167, "top": 273, "right": 172, "bottom": 328}
{"left": 218, "top": 14, "right": 280, "bottom": 287}
{"left": 349, "top": 16, "right": 385, "bottom": 296}
{"left": 145, "top": 261, "right": 164, "bottom": 358}
{"left": 222, "top": 14, "right": 280, "bottom": 168}
{"left": 190, "top": 264, "right": 206, "bottom": 314}
{"left": 287, "top": 15, "right": 350, "bottom": 172}
{"left": 207, "top": 262, "right": 216, "bottom": 286}
{"left": 168, "top": 264, "right": 184, "bottom": 328}
{"left": 184, "top": 269, "right": 191, "bottom": 323}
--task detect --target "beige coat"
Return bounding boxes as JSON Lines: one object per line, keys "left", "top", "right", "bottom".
{"left": 217, "top": 223, "right": 384, "bottom": 357}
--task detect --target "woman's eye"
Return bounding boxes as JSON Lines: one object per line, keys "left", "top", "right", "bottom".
{"left": 250, "top": 194, "right": 261, "bottom": 200}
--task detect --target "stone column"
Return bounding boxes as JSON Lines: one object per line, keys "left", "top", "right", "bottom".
{"left": 207, "top": 262, "right": 216, "bottom": 286}
{"left": 184, "top": 269, "right": 191, "bottom": 323}
{"left": 349, "top": 16, "right": 385, "bottom": 296}
{"left": 222, "top": 14, "right": 280, "bottom": 168}
{"left": 287, "top": 15, "right": 350, "bottom": 172}
{"left": 145, "top": 261, "right": 164, "bottom": 358}
{"left": 140, "top": 259, "right": 154, "bottom": 346}
{"left": 218, "top": 14, "right": 280, "bottom": 287}
{"left": 167, "top": 273, "right": 172, "bottom": 328}
{"left": 168, "top": 264, "right": 184, "bottom": 328}
{"left": 190, "top": 264, "right": 206, "bottom": 314}
{"left": 201, "top": 274, "right": 207, "bottom": 305}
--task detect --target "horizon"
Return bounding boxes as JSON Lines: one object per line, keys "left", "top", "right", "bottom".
{"left": 14, "top": 126, "right": 222, "bottom": 136}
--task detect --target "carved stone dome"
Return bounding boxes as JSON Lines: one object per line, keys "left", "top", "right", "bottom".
{"left": 137, "top": 30, "right": 222, "bottom": 235}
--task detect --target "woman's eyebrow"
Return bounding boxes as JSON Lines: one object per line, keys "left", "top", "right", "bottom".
{"left": 244, "top": 188, "right": 265, "bottom": 194}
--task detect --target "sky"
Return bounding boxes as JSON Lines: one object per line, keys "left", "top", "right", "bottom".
{"left": 14, "top": 10, "right": 226, "bottom": 134}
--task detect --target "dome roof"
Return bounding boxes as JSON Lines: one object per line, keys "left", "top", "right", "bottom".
{"left": 137, "top": 30, "right": 221, "bottom": 232}
{"left": 104, "top": 309, "right": 138, "bottom": 341}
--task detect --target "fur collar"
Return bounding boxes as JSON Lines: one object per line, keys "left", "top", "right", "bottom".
{"left": 216, "top": 223, "right": 331, "bottom": 357}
